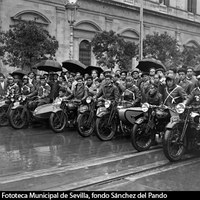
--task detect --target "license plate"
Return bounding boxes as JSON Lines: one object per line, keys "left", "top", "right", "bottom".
{"left": 171, "top": 116, "right": 180, "bottom": 122}
{"left": 14, "top": 102, "right": 20, "bottom": 107}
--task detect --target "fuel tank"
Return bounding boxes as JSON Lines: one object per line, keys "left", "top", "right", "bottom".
{"left": 118, "top": 107, "right": 143, "bottom": 125}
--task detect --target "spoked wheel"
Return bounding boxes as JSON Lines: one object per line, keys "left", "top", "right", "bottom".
{"left": 49, "top": 111, "right": 67, "bottom": 133}
{"left": 9, "top": 107, "right": 28, "bottom": 129}
{"left": 131, "top": 122, "right": 154, "bottom": 152}
{"left": 163, "top": 124, "right": 186, "bottom": 162}
{"left": 0, "top": 105, "right": 9, "bottom": 126}
{"left": 96, "top": 113, "right": 116, "bottom": 141}
{"left": 77, "top": 112, "right": 95, "bottom": 137}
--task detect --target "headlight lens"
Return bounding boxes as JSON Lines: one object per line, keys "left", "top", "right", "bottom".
{"left": 105, "top": 100, "right": 111, "bottom": 108}
{"left": 142, "top": 103, "right": 149, "bottom": 113}
{"left": 175, "top": 103, "right": 185, "bottom": 114}
{"left": 86, "top": 97, "right": 92, "bottom": 104}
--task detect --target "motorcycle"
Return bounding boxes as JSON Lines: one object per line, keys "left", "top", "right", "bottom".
{"left": 96, "top": 99, "right": 143, "bottom": 141}
{"left": 163, "top": 103, "right": 200, "bottom": 162}
{"left": 49, "top": 99, "right": 81, "bottom": 132}
{"left": 0, "top": 96, "right": 15, "bottom": 126}
{"left": 9, "top": 95, "right": 28, "bottom": 129}
{"left": 77, "top": 96, "right": 96, "bottom": 137}
{"left": 131, "top": 103, "right": 171, "bottom": 152}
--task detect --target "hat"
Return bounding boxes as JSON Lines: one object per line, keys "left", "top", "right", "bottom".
{"left": 85, "top": 76, "right": 93, "bottom": 81}
{"left": 187, "top": 66, "right": 194, "bottom": 71}
{"left": 120, "top": 70, "right": 128, "bottom": 75}
{"left": 23, "top": 75, "right": 29, "bottom": 80}
{"left": 7, "top": 75, "right": 14, "bottom": 80}
{"left": 103, "top": 69, "right": 112, "bottom": 76}
{"left": 105, "top": 74, "right": 113, "bottom": 79}
{"left": 131, "top": 68, "right": 140, "bottom": 75}
{"left": 141, "top": 72, "right": 149, "bottom": 77}
{"left": 166, "top": 75, "right": 175, "bottom": 81}
{"left": 178, "top": 68, "right": 187, "bottom": 74}
{"left": 197, "top": 75, "right": 200, "bottom": 80}
{"left": 156, "top": 68, "right": 165, "bottom": 73}
{"left": 0, "top": 73, "right": 5, "bottom": 79}
{"left": 40, "top": 75, "right": 46, "bottom": 80}
{"left": 76, "top": 76, "right": 83, "bottom": 81}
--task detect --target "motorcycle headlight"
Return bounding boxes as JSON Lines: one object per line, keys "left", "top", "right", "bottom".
{"left": 86, "top": 97, "right": 92, "bottom": 104}
{"left": 142, "top": 103, "right": 149, "bottom": 113}
{"left": 175, "top": 103, "right": 185, "bottom": 114}
{"left": 105, "top": 100, "right": 111, "bottom": 108}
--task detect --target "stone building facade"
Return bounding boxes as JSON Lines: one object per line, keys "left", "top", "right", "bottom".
{"left": 0, "top": 0, "right": 200, "bottom": 72}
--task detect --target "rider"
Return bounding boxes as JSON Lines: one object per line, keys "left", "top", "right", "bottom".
{"left": 21, "top": 75, "right": 35, "bottom": 96}
{"left": 122, "top": 76, "right": 141, "bottom": 107}
{"left": 5, "top": 75, "right": 20, "bottom": 103}
{"left": 95, "top": 74, "right": 120, "bottom": 103}
{"left": 185, "top": 75, "right": 200, "bottom": 109}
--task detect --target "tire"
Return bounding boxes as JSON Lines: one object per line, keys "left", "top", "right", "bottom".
{"left": 96, "top": 113, "right": 116, "bottom": 141}
{"left": 163, "top": 124, "right": 186, "bottom": 162}
{"left": 0, "top": 105, "right": 9, "bottom": 126}
{"left": 9, "top": 107, "right": 28, "bottom": 129}
{"left": 131, "top": 122, "right": 154, "bottom": 152}
{"left": 77, "top": 112, "right": 95, "bottom": 137}
{"left": 49, "top": 111, "right": 67, "bottom": 133}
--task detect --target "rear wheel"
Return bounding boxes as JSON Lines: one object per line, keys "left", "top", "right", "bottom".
{"left": 0, "top": 105, "right": 9, "bottom": 126}
{"left": 96, "top": 113, "right": 116, "bottom": 141}
{"left": 77, "top": 112, "right": 95, "bottom": 137}
{"left": 9, "top": 107, "right": 28, "bottom": 129}
{"left": 131, "top": 122, "right": 154, "bottom": 152}
{"left": 49, "top": 111, "right": 67, "bottom": 133}
{"left": 163, "top": 124, "right": 186, "bottom": 162}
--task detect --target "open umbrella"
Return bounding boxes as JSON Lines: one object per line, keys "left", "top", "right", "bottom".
{"left": 85, "top": 65, "right": 104, "bottom": 75}
{"left": 34, "top": 60, "right": 62, "bottom": 72}
{"left": 136, "top": 58, "right": 166, "bottom": 73}
{"left": 10, "top": 70, "right": 27, "bottom": 79}
{"left": 62, "top": 60, "right": 87, "bottom": 74}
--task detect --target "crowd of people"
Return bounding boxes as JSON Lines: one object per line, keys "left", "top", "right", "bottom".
{"left": 0, "top": 65, "right": 200, "bottom": 111}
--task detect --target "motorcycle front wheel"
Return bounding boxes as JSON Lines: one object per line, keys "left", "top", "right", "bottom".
{"left": 96, "top": 113, "right": 116, "bottom": 141}
{"left": 131, "top": 122, "right": 154, "bottom": 152}
{"left": 0, "top": 105, "right": 9, "bottom": 126}
{"left": 163, "top": 124, "right": 186, "bottom": 162}
{"left": 77, "top": 112, "right": 95, "bottom": 137}
{"left": 9, "top": 107, "right": 28, "bottom": 129}
{"left": 49, "top": 111, "right": 67, "bottom": 133}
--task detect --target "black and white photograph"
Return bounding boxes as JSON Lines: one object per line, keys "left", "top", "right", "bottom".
{"left": 0, "top": 0, "right": 200, "bottom": 193}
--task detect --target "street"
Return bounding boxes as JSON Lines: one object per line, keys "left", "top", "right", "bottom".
{"left": 0, "top": 126, "right": 200, "bottom": 191}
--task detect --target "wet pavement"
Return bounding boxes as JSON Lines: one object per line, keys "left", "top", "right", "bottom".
{"left": 0, "top": 126, "right": 200, "bottom": 191}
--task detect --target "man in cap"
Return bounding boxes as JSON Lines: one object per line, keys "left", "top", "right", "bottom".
{"left": 149, "top": 67, "right": 156, "bottom": 83}
{"left": 21, "top": 75, "right": 35, "bottom": 96}
{"left": 119, "top": 70, "right": 127, "bottom": 87}
{"left": 163, "top": 75, "right": 187, "bottom": 108}
{"left": 156, "top": 68, "right": 166, "bottom": 84}
{"left": 185, "top": 75, "right": 200, "bottom": 108}
{"left": 0, "top": 73, "right": 7, "bottom": 98}
{"left": 131, "top": 68, "right": 141, "bottom": 88}
{"left": 95, "top": 74, "right": 120, "bottom": 103}
{"left": 28, "top": 75, "right": 51, "bottom": 110}
{"left": 65, "top": 76, "right": 88, "bottom": 101}
{"left": 177, "top": 68, "right": 193, "bottom": 95}
{"left": 48, "top": 73, "right": 60, "bottom": 103}
{"left": 5, "top": 75, "right": 20, "bottom": 102}
{"left": 140, "top": 72, "right": 150, "bottom": 103}
{"left": 85, "top": 76, "right": 97, "bottom": 96}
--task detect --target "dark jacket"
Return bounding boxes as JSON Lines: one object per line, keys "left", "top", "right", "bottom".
{"left": 144, "top": 91, "right": 163, "bottom": 106}
{"left": 186, "top": 87, "right": 200, "bottom": 107}
{"left": 66, "top": 84, "right": 88, "bottom": 100}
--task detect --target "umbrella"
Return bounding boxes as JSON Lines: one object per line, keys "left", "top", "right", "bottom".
{"left": 136, "top": 58, "right": 166, "bottom": 73}
{"left": 85, "top": 65, "right": 104, "bottom": 75}
{"left": 194, "top": 65, "right": 200, "bottom": 76}
{"left": 34, "top": 60, "right": 62, "bottom": 72}
{"left": 10, "top": 70, "right": 27, "bottom": 79}
{"left": 62, "top": 60, "right": 87, "bottom": 74}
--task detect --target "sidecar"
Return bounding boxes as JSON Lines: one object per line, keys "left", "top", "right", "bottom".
{"left": 33, "top": 103, "right": 61, "bottom": 119}
{"left": 118, "top": 106, "right": 144, "bottom": 125}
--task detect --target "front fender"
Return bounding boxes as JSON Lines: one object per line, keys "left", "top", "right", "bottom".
{"left": 165, "top": 115, "right": 180, "bottom": 130}
{"left": 96, "top": 107, "right": 108, "bottom": 118}
{"left": 51, "top": 107, "right": 63, "bottom": 113}
{"left": 11, "top": 103, "right": 22, "bottom": 110}
{"left": 135, "top": 117, "right": 145, "bottom": 125}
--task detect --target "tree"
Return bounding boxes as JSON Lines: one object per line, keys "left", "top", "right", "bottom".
{"left": 91, "top": 30, "right": 137, "bottom": 70}
{"left": 143, "top": 32, "right": 181, "bottom": 68}
{"left": 0, "top": 20, "right": 59, "bottom": 71}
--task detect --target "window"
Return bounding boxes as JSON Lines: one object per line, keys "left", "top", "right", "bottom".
{"left": 159, "top": 0, "right": 170, "bottom": 6}
{"left": 188, "top": 0, "right": 197, "bottom": 14}
{"left": 79, "top": 40, "right": 91, "bottom": 66}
